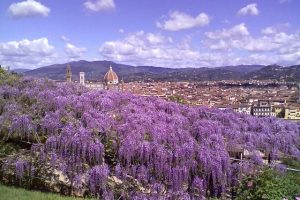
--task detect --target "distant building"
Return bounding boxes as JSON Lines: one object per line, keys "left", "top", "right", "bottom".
{"left": 103, "top": 66, "right": 123, "bottom": 91}
{"left": 237, "top": 104, "right": 251, "bottom": 115}
{"left": 252, "top": 100, "right": 272, "bottom": 117}
{"left": 77, "top": 70, "right": 103, "bottom": 89}
{"left": 232, "top": 100, "right": 251, "bottom": 115}
{"left": 76, "top": 66, "right": 123, "bottom": 91}
{"left": 79, "top": 72, "right": 85, "bottom": 85}
{"left": 216, "top": 105, "right": 230, "bottom": 111}
{"left": 86, "top": 82, "right": 104, "bottom": 89}
{"left": 270, "top": 108, "right": 277, "bottom": 117}
{"left": 284, "top": 104, "right": 300, "bottom": 120}
{"left": 271, "top": 99, "right": 285, "bottom": 106}
{"left": 66, "top": 64, "right": 72, "bottom": 82}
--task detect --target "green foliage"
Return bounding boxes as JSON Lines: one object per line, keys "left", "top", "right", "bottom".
{"left": 0, "top": 184, "right": 93, "bottom": 200}
{"left": 143, "top": 132, "right": 152, "bottom": 142}
{"left": 282, "top": 157, "right": 300, "bottom": 169}
{"left": 236, "top": 168, "right": 300, "bottom": 200}
{"left": 0, "top": 71, "right": 21, "bottom": 86}
{"left": 103, "top": 133, "right": 119, "bottom": 166}
{"left": 19, "top": 95, "right": 37, "bottom": 107}
{"left": 168, "top": 95, "right": 187, "bottom": 104}
{"left": 282, "top": 157, "right": 300, "bottom": 186}
{"left": 0, "top": 67, "right": 6, "bottom": 75}
{"left": 0, "top": 97, "right": 5, "bottom": 115}
{"left": 0, "top": 141, "right": 20, "bottom": 157}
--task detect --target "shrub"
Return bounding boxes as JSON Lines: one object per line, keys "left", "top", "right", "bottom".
{"left": 236, "top": 167, "right": 300, "bottom": 200}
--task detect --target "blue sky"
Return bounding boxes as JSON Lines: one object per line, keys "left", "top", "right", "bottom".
{"left": 0, "top": 0, "right": 299, "bottom": 69}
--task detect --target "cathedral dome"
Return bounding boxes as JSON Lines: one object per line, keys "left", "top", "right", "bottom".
{"left": 104, "top": 66, "right": 119, "bottom": 84}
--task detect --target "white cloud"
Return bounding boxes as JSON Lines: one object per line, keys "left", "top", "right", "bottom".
{"left": 145, "top": 33, "right": 167, "bottom": 44}
{"left": 236, "top": 51, "right": 300, "bottom": 66}
{"left": 243, "top": 32, "right": 297, "bottom": 52}
{"left": 205, "top": 23, "right": 249, "bottom": 40}
{"left": 205, "top": 24, "right": 297, "bottom": 52}
{"left": 64, "top": 43, "right": 87, "bottom": 58}
{"left": 261, "top": 27, "right": 277, "bottom": 35}
{"left": 61, "top": 35, "right": 70, "bottom": 42}
{"left": 207, "top": 40, "right": 230, "bottom": 50}
{"left": 205, "top": 23, "right": 279, "bottom": 51}
{"left": 156, "top": 11, "right": 210, "bottom": 31}
{"left": 0, "top": 38, "right": 56, "bottom": 68}
{"left": 99, "top": 31, "right": 205, "bottom": 67}
{"left": 261, "top": 23, "right": 290, "bottom": 35}
{"left": 278, "top": 52, "right": 300, "bottom": 64}
{"left": 0, "top": 38, "right": 54, "bottom": 57}
{"left": 204, "top": 23, "right": 300, "bottom": 65}
{"left": 99, "top": 29, "right": 300, "bottom": 67}
{"left": 99, "top": 31, "right": 246, "bottom": 67}
{"left": 84, "top": 0, "right": 115, "bottom": 12}
{"left": 237, "top": 3, "right": 259, "bottom": 16}
{"left": 8, "top": 0, "right": 50, "bottom": 18}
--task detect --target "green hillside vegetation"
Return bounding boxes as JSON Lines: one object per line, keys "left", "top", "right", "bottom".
{"left": 0, "top": 184, "right": 92, "bottom": 200}
{"left": 236, "top": 167, "right": 300, "bottom": 200}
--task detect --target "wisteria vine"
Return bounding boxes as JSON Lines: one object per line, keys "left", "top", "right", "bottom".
{"left": 0, "top": 76, "right": 299, "bottom": 199}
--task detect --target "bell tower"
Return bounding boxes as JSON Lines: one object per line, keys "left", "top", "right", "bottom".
{"left": 79, "top": 72, "right": 85, "bottom": 85}
{"left": 66, "top": 64, "right": 72, "bottom": 82}
{"left": 298, "top": 82, "right": 300, "bottom": 103}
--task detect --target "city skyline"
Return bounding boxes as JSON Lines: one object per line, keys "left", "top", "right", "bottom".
{"left": 1, "top": 0, "right": 300, "bottom": 69}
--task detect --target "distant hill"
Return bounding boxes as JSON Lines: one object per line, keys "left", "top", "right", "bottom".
{"left": 11, "top": 68, "right": 31, "bottom": 74}
{"left": 24, "top": 60, "right": 243, "bottom": 82}
{"left": 23, "top": 60, "right": 300, "bottom": 82}
{"left": 25, "top": 60, "right": 127, "bottom": 81}
{"left": 245, "top": 64, "right": 300, "bottom": 82}
{"left": 220, "top": 65, "right": 265, "bottom": 74}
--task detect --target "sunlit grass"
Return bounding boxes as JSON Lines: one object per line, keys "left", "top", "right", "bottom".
{"left": 0, "top": 184, "right": 91, "bottom": 200}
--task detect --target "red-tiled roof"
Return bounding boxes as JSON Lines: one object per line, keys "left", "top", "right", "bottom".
{"left": 104, "top": 66, "right": 118, "bottom": 82}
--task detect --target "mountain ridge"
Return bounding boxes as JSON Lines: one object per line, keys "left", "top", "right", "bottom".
{"left": 23, "top": 60, "right": 300, "bottom": 82}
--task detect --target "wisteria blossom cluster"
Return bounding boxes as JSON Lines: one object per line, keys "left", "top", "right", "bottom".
{"left": 0, "top": 76, "right": 299, "bottom": 199}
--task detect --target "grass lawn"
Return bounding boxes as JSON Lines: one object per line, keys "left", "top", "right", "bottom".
{"left": 0, "top": 184, "right": 91, "bottom": 200}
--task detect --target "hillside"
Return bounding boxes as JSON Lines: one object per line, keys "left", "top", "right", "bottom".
{"left": 24, "top": 60, "right": 267, "bottom": 82}
{"left": 22, "top": 61, "right": 300, "bottom": 82}
{"left": 11, "top": 68, "right": 31, "bottom": 74}
{"left": 220, "top": 64, "right": 265, "bottom": 74}
{"left": 245, "top": 64, "right": 300, "bottom": 81}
